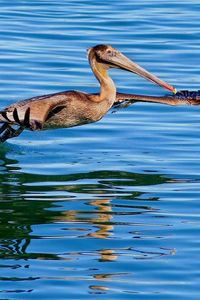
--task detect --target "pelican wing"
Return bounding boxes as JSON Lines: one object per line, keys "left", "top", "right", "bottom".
{"left": 0, "top": 92, "right": 69, "bottom": 131}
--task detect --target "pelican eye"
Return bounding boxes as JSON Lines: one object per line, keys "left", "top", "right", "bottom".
{"left": 106, "top": 50, "right": 117, "bottom": 58}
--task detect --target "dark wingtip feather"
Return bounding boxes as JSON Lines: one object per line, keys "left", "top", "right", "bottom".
{"left": 0, "top": 111, "right": 11, "bottom": 122}
{"left": 24, "top": 107, "right": 30, "bottom": 127}
{"left": 13, "top": 108, "right": 22, "bottom": 125}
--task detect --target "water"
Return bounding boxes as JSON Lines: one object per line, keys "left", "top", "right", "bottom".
{"left": 0, "top": 0, "right": 200, "bottom": 299}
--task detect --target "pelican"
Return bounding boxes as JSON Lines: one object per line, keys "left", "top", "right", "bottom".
{"left": 0, "top": 44, "right": 176, "bottom": 143}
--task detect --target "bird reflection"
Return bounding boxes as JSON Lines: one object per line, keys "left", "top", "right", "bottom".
{"left": 0, "top": 152, "right": 180, "bottom": 295}
{"left": 0, "top": 150, "right": 175, "bottom": 259}
{"left": 87, "top": 199, "right": 113, "bottom": 240}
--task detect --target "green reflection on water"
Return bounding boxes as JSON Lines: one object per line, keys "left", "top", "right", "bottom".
{"left": 0, "top": 146, "right": 173, "bottom": 262}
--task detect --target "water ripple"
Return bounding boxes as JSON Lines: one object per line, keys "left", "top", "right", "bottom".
{"left": 1, "top": 0, "right": 200, "bottom": 299}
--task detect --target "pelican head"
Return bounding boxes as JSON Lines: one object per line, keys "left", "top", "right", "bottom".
{"left": 88, "top": 44, "right": 176, "bottom": 93}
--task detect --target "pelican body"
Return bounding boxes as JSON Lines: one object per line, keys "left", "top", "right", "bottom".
{"left": 0, "top": 44, "right": 176, "bottom": 142}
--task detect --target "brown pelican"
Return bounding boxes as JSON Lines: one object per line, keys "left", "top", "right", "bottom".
{"left": 0, "top": 44, "right": 176, "bottom": 143}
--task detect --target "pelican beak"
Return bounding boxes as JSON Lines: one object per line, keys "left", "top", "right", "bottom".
{"left": 109, "top": 52, "right": 176, "bottom": 93}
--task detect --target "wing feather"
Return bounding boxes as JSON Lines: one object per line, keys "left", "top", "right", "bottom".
{"left": 0, "top": 91, "right": 70, "bottom": 130}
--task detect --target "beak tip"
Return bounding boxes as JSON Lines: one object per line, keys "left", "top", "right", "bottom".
{"left": 167, "top": 86, "right": 177, "bottom": 94}
{"left": 172, "top": 87, "right": 177, "bottom": 94}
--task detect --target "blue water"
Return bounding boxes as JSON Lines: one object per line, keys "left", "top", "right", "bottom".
{"left": 0, "top": 0, "right": 200, "bottom": 299}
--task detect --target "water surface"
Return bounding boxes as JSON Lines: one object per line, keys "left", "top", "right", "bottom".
{"left": 0, "top": 1, "right": 200, "bottom": 299}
